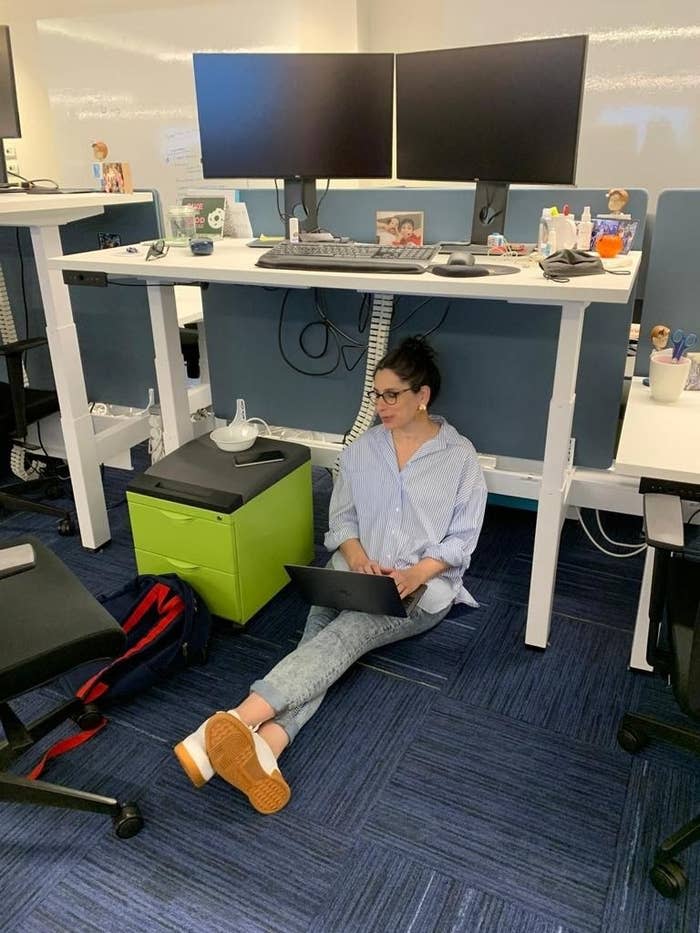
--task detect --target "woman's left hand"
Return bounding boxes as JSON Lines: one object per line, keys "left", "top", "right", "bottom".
{"left": 383, "top": 566, "right": 426, "bottom": 598}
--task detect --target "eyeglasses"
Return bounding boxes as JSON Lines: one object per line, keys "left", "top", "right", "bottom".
{"left": 145, "top": 239, "right": 169, "bottom": 261}
{"left": 366, "top": 388, "right": 414, "bottom": 406}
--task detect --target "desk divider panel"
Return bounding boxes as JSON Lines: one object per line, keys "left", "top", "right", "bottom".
{"left": 59, "top": 197, "right": 161, "bottom": 408}
{"left": 0, "top": 195, "right": 161, "bottom": 409}
{"left": 636, "top": 189, "right": 700, "bottom": 377}
{"left": 205, "top": 187, "right": 646, "bottom": 469}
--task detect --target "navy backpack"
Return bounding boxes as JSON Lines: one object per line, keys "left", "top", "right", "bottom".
{"left": 28, "top": 574, "right": 211, "bottom": 779}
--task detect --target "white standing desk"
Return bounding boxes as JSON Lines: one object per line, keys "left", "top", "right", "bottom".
{"left": 0, "top": 191, "right": 155, "bottom": 549}
{"left": 48, "top": 239, "right": 641, "bottom": 649}
{"left": 616, "top": 377, "right": 700, "bottom": 671}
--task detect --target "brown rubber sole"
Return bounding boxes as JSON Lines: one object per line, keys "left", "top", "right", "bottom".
{"left": 205, "top": 712, "right": 291, "bottom": 814}
{"left": 173, "top": 740, "right": 207, "bottom": 788}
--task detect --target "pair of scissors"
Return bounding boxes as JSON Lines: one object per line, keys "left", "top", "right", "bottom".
{"left": 671, "top": 328, "right": 698, "bottom": 360}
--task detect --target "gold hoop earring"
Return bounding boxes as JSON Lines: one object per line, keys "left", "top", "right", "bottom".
{"left": 418, "top": 403, "right": 427, "bottom": 412}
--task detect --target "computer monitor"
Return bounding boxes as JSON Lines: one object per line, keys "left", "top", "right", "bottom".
{"left": 396, "top": 36, "right": 588, "bottom": 245}
{"left": 0, "top": 25, "right": 21, "bottom": 187}
{"left": 192, "top": 52, "right": 394, "bottom": 235}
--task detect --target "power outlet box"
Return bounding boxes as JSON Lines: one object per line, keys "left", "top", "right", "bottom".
{"left": 62, "top": 269, "right": 108, "bottom": 288}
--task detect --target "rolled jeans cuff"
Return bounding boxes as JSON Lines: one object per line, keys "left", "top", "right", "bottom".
{"left": 249, "top": 678, "right": 303, "bottom": 744}
{"left": 249, "top": 678, "right": 289, "bottom": 718}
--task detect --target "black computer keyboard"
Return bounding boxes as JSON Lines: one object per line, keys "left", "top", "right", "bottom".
{"left": 256, "top": 242, "right": 440, "bottom": 273}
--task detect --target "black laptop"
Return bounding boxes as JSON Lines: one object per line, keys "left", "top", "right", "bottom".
{"left": 284, "top": 564, "right": 426, "bottom": 618}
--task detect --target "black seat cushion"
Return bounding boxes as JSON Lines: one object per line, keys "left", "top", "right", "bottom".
{"left": 669, "top": 553, "right": 700, "bottom": 717}
{"left": 0, "top": 381, "right": 60, "bottom": 435}
{"left": 0, "top": 537, "right": 125, "bottom": 701}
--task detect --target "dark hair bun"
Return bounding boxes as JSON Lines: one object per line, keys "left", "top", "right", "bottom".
{"left": 400, "top": 335, "right": 434, "bottom": 357}
{"left": 375, "top": 336, "right": 441, "bottom": 406}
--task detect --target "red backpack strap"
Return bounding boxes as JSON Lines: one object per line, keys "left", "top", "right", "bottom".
{"left": 77, "top": 583, "right": 185, "bottom": 704}
{"left": 26, "top": 718, "right": 107, "bottom": 780}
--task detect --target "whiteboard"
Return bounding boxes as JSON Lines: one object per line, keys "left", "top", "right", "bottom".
{"left": 37, "top": 1, "right": 359, "bottom": 210}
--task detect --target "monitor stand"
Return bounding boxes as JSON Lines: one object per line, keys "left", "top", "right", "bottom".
{"left": 283, "top": 177, "right": 319, "bottom": 238}
{"left": 440, "top": 181, "right": 510, "bottom": 254}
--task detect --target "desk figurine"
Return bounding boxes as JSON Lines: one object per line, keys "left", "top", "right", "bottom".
{"left": 91, "top": 141, "right": 109, "bottom": 162}
{"left": 650, "top": 324, "right": 671, "bottom": 351}
{"left": 606, "top": 188, "right": 630, "bottom": 215}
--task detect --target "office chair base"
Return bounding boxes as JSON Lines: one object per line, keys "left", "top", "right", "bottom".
{"left": 651, "top": 858, "right": 688, "bottom": 899}
{"left": 0, "top": 702, "right": 144, "bottom": 837}
{"left": 0, "top": 487, "right": 76, "bottom": 535}
{"left": 0, "top": 773, "right": 143, "bottom": 837}
{"left": 618, "top": 712, "right": 700, "bottom": 756}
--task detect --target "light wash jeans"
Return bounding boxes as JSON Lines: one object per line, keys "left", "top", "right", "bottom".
{"left": 250, "top": 601, "right": 451, "bottom": 743}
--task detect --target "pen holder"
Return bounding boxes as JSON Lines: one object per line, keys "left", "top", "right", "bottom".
{"left": 649, "top": 350, "right": 691, "bottom": 403}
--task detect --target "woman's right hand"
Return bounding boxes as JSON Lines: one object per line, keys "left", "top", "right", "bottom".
{"left": 349, "top": 558, "right": 384, "bottom": 575}
{"left": 340, "top": 539, "right": 383, "bottom": 574}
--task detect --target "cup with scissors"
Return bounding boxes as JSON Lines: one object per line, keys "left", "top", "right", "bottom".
{"left": 671, "top": 328, "right": 698, "bottom": 361}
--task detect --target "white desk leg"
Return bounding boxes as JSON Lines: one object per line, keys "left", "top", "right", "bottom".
{"left": 525, "top": 301, "right": 587, "bottom": 648}
{"left": 630, "top": 547, "right": 654, "bottom": 671}
{"left": 29, "top": 224, "right": 110, "bottom": 550}
{"left": 147, "top": 283, "right": 193, "bottom": 454}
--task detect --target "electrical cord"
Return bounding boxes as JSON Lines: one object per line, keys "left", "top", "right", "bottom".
{"left": 357, "top": 292, "right": 371, "bottom": 333}
{"left": 273, "top": 179, "right": 301, "bottom": 227}
{"left": 277, "top": 289, "right": 341, "bottom": 376}
{"left": 7, "top": 170, "right": 60, "bottom": 190}
{"left": 576, "top": 508, "right": 646, "bottom": 558}
{"left": 595, "top": 510, "right": 644, "bottom": 548}
{"left": 420, "top": 303, "right": 451, "bottom": 339}
{"left": 301, "top": 179, "right": 331, "bottom": 231}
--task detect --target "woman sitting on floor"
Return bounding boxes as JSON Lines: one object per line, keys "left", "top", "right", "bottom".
{"left": 174, "top": 336, "right": 488, "bottom": 813}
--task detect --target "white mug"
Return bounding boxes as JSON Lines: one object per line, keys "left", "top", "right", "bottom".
{"left": 649, "top": 351, "right": 691, "bottom": 403}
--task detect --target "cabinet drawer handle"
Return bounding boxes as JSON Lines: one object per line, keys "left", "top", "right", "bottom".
{"left": 160, "top": 511, "right": 194, "bottom": 523}
{"left": 166, "top": 558, "right": 200, "bottom": 571}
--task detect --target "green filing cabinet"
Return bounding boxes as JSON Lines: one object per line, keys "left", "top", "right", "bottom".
{"left": 126, "top": 436, "right": 313, "bottom": 623}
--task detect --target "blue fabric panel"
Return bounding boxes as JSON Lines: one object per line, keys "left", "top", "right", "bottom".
{"left": 207, "top": 186, "right": 647, "bottom": 467}
{"left": 240, "top": 186, "right": 647, "bottom": 251}
{"left": 59, "top": 200, "right": 160, "bottom": 408}
{"left": 636, "top": 188, "right": 700, "bottom": 376}
{"left": 0, "top": 197, "right": 160, "bottom": 409}
{"left": 0, "top": 226, "right": 51, "bottom": 388}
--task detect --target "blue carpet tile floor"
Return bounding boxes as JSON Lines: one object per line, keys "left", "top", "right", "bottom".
{"left": 2, "top": 448, "right": 700, "bottom": 932}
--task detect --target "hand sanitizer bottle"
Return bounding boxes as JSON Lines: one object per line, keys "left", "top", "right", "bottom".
{"left": 538, "top": 208, "right": 553, "bottom": 257}
{"left": 576, "top": 206, "right": 593, "bottom": 250}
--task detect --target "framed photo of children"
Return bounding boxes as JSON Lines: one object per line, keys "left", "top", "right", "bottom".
{"left": 376, "top": 211, "right": 424, "bottom": 247}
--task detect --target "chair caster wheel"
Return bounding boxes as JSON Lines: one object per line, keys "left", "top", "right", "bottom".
{"left": 57, "top": 516, "right": 76, "bottom": 536}
{"left": 73, "top": 702, "right": 103, "bottom": 730}
{"left": 650, "top": 858, "right": 687, "bottom": 898}
{"left": 617, "top": 725, "right": 648, "bottom": 753}
{"left": 113, "top": 802, "right": 144, "bottom": 839}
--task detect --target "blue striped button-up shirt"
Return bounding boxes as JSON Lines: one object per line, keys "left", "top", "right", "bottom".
{"left": 324, "top": 417, "right": 488, "bottom": 612}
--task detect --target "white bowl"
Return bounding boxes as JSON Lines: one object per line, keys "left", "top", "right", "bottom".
{"left": 210, "top": 427, "right": 256, "bottom": 453}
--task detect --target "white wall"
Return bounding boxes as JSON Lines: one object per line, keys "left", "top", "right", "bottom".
{"left": 1, "top": 1, "right": 698, "bottom": 207}
{"left": 357, "top": 0, "right": 700, "bottom": 205}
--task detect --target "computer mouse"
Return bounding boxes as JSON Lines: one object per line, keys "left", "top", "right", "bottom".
{"left": 447, "top": 251, "right": 476, "bottom": 266}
